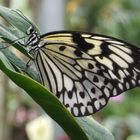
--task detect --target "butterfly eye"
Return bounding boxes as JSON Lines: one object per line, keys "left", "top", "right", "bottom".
{"left": 26, "top": 26, "right": 34, "bottom": 35}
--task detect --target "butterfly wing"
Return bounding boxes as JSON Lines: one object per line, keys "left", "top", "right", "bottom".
{"left": 34, "top": 31, "right": 140, "bottom": 117}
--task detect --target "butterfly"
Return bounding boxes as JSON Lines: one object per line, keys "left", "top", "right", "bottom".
{"left": 7, "top": 8, "right": 138, "bottom": 117}
{"left": 23, "top": 24, "right": 140, "bottom": 117}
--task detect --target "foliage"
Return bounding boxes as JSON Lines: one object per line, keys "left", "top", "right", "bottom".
{"left": 66, "top": 0, "right": 140, "bottom": 45}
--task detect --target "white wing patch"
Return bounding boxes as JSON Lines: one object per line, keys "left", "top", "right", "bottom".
{"left": 64, "top": 75, "right": 73, "bottom": 91}
{"left": 109, "top": 54, "right": 129, "bottom": 68}
{"left": 95, "top": 56, "right": 114, "bottom": 70}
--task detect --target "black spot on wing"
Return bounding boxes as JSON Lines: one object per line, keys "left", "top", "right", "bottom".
{"left": 91, "top": 87, "right": 95, "bottom": 93}
{"left": 79, "top": 91, "right": 85, "bottom": 98}
{"left": 68, "top": 91, "right": 73, "bottom": 99}
{"left": 74, "top": 49, "right": 83, "bottom": 57}
{"left": 93, "top": 76, "right": 99, "bottom": 82}
{"left": 72, "top": 32, "right": 94, "bottom": 52}
{"left": 100, "top": 42, "right": 112, "bottom": 56}
{"left": 59, "top": 46, "right": 66, "bottom": 51}
{"left": 88, "top": 63, "right": 94, "bottom": 69}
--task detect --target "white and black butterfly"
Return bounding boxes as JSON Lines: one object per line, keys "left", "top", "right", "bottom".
{"left": 23, "top": 24, "right": 140, "bottom": 117}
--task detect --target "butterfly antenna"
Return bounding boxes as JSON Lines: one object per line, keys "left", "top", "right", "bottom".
{"left": 12, "top": 36, "right": 28, "bottom": 46}
{"left": 1, "top": 35, "right": 27, "bottom": 49}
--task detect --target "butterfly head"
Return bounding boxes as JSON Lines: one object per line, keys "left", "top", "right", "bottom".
{"left": 26, "top": 26, "right": 35, "bottom": 35}
{"left": 25, "top": 26, "right": 40, "bottom": 46}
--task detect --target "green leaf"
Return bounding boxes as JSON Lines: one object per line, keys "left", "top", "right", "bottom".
{"left": 0, "top": 57, "right": 88, "bottom": 140}
{"left": 0, "top": 5, "right": 39, "bottom": 34}
{"left": 76, "top": 117, "right": 115, "bottom": 140}
{"left": 0, "top": 43, "right": 39, "bottom": 82}
{"left": 0, "top": 23, "right": 30, "bottom": 57}
{"left": 0, "top": 5, "right": 39, "bottom": 58}
{"left": 0, "top": 51, "right": 14, "bottom": 71}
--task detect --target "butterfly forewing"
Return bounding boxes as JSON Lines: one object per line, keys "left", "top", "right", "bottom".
{"left": 34, "top": 31, "right": 140, "bottom": 116}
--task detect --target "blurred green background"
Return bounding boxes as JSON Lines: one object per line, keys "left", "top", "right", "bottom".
{"left": 0, "top": 0, "right": 140, "bottom": 140}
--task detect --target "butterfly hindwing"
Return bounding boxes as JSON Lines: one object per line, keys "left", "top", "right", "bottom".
{"left": 32, "top": 31, "right": 140, "bottom": 116}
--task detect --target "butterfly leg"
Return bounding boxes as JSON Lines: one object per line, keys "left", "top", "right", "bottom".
{"left": 25, "top": 60, "right": 33, "bottom": 74}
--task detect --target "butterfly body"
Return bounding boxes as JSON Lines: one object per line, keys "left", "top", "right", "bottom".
{"left": 26, "top": 27, "right": 140, "bottom": 117}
